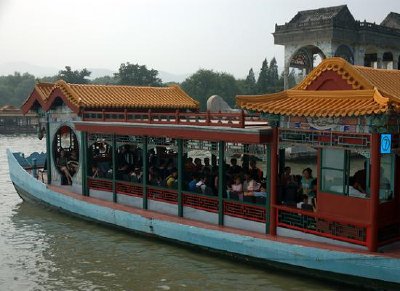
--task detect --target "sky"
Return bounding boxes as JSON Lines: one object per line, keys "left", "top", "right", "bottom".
{"left": 1, "top": 0, "right": 400, "bottom": 79}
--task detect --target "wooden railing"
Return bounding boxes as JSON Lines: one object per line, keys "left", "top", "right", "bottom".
{"left": 224, "top": 200, "right": 267, "bottom": 223}
{"left": 116, "top": 180, "right": 143, "bottom": 197}
{"left": 87, "top": 178, "right": 268, "bottom": 223}
{"left": 182, "top": 192, "right": 219, "bottom": 213}
{"left": 88, "top": 177, "right": 113, "bottom": 192}
{"left": 147, "top": 186, "right": 178, "bottom": 204}
{"left": 82, "top": 109, "right": 266, "bottom": 129}
{"left": 275, "top": 205, "right": 368, "bottom": 246}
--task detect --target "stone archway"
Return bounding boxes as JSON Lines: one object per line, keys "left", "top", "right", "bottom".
{"left": 334, "top": 45, "right": 354, "bottom": 64}
{"left": 285, "top": 45, "right": 326, "bottom": 89}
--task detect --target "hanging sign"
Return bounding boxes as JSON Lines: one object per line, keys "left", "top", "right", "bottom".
{"left": 380, "top": 134, "right": 392, "bottom": 154}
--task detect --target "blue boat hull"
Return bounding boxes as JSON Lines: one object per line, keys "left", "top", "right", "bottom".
{"left": 7, "top": 149, "right": 400, "bottom": 287}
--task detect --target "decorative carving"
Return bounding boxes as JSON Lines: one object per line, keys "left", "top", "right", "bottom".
{"left": 306, "top": 117, "right": 341, "bottom": 130}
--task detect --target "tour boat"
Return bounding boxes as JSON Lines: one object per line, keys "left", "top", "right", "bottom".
{"left": 8, "top": 58, "right": 400, "bottom": 287}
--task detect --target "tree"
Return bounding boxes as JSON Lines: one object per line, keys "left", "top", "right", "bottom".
{"left": 0, "top": 72, "right": 36, "bottom": 106}
{"left": 268, "top": 57, "right": 279, "bottom": 93}
{"left": 181, "top": 69, "right": 239, "bottom": 111}
{"left": 57, "top": 66, "right": 91, "bottom": 84}
{"left": 38, "top": 75, "right": 58, "bottom": 83}
{"left": 114, "top": 62, "right": 162, "bottom": 86}
{"left": 244, "top": 68, "right": 256, "bottom": 94}
{"left": 91, "top": 75, "right": 118, "bottom": 85}
{"left": 256, "top": 58, "right": 269, "bottom": 94}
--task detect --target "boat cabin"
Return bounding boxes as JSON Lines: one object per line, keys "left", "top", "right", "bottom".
{"left": 21, "top": 58, "right": 400, "bottom": 252}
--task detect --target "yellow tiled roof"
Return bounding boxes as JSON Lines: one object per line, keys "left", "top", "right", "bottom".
{"left": 237, "top": 89, "right": 388, "bottom": 117}
{"left": 237, "top": 57, "right": 400, "bottom": 117}
{"left": 353, "top": 66, "right": 400, "bottom": 100}
{"left": 35, "top": 83, "right": 54, "bottom": 101}
{"left": 25, "top": 80, "right": 199, "bottom": 111}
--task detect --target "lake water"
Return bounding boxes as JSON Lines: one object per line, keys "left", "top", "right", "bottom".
{"left": 0, "top": 135, "right": 341, "bottom": 290}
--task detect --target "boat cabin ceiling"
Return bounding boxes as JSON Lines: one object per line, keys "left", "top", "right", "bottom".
{"left": 21, "top": 57, "right": 400, "bottom": 253}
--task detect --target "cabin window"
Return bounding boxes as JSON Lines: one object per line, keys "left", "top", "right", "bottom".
{"left": 89, "top": 140, "right": 113, "bottom": 179}
{"left": 53, "top": 125, "right": 79, "bottom": 181}
{"left": 320, "top": 149, "right": 368, "bottom": 198}
{"left": 380, "top": 154, "right": 394, "bottom": 202}
{"left": 321, "top": 149, "right": 345, "bottom": 194}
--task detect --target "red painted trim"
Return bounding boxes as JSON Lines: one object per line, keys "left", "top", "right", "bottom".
{"left": 75, "top": 123, "right": 272, "bottom": 144}
{"left": 369, "top": 133, "right": 380, "bottom": 252}
{"left": 274, "top": 204, "right": 370, "bottom": 227}
{"left": 223, "top": 200, "right": 266, "bottom": 223}
{"left": 21, "top": 90, "right": 46, "bottom": 114}
{"left": 277, "top": 222, "right": 367, "bottom": 246}
{"left": 22, "top": 87, "right": 80, "bottom": 114}
{"left": 269, "top": 127, "right": 278, "bottom": 235}
{"left": 182, "top": 192, "right": 219, "bottom": 213}
{"left": 306, "top": 70, "right": 354, "bottom": 91}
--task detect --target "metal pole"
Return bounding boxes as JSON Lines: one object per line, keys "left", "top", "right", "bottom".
{"left": 269, "top": 128, "right": 278, "bottom": 235}
{"left": 112, "top": 134, "right": 117, "bottom": 203}
{"left": 81, "top": 131, "right": 88, "bottom": 196}
{"left": 178, "top": 139, "right": 183, "bottom": 217}
{"left": 368, "top": 133, "right": 380, "bottom": 252}
{"left": 265, "top": 144, "right": 271, "bottom": 233}
{"left": 218, "top": 141, "right": 225, "bottom": 225}
{"left": 45, "top": 113, "right": 52, "bottom": 184}
{"left": 142, "top": 137, "right": 148, "bottom": 210}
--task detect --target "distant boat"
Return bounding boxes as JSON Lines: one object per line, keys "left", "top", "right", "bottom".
{"left": 0, "top": 104, "right": 38, "bottom": 134}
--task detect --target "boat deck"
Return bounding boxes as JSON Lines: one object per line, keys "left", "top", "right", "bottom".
{"left": 48, "top": 184, "right": 400, "bottom": 259}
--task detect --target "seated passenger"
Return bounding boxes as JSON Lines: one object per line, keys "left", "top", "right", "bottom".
{"left": 194, "top": 158, "right": 203, "bottom": 173}
{"left": 353, "top": 161, "right": 367, "bottom": 193}
{"left": 228, "top": 158, "right": 242, "bottom": 177}
{"left": 249, "top": 160, "right": 263, "bottom": 181}
{"left": 300, "top": 168, "right": 313, "bottom": 195}
{"left": 188, "top": 174, "right": 198, "bottom": 192}
{"left": 91, "top": 163, "right": 99, "bottom": 178}
{"left": 56, "top": 149, "right": 72, "bottom": 185}
{"left": 231, "top": 176, "right": 243, "bottom": 193}
{"left": 308, "top": 178, "right": 317, "bottom": 199}
{"left": 349, "top": 176, "right": 366, "bottom": 198}
{"left": 67, "top": 150, "right": 79, "bottom": 175}
{"left": 130, "top": 168, "right": 142, "bottom": 183}
{"left": 116, "top": 145, "right": 130, "bottom": 180}
{"left": 280, "top": 166, "right": 294, "bottom": 187}
{"left": 202, "top": 157, "right": 212, "bottom": 173}
{"left": 253, "top": 182, "right": 267, "bottom": 197}
{"left": 165, "top": 168, "right": 178, "bottom": 188}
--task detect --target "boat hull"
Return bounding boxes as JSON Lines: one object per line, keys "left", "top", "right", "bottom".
{"left": 7, "top": 149, "right": 400, "bottom": 287}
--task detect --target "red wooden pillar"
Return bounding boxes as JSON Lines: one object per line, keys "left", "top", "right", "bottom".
{"left": 368, "top": 133, "right": 380, "bottom": 252}
{"left": 269, "top": 127, "right": 279, "bottom": 235}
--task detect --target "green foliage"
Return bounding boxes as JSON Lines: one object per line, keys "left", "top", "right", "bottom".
{"left": 241, "top": 68, "right": 257, "bottom": 95}
{"left": 256, "top": 57, "right": 282, "bottom": 94}
{"left": 115, "top": 62, "right": 162, "bottom": 86}
{"left": 0, "top": 72, "right": 36, "bottom": 107}
{"left": 256, "top": 58, "right": 269, "bottom": 94}
{"left": 37, "top": 75, "right": 58, "bottom": 83}
{"left": 181, "top": 69, "right": 239, "bottom": 111}
{"left": 91, "top": 75, "right": 118, "bottom": 85}
{"left": 57, "top": 66, "right": 91, "bottom": 84}
{"left": 288, "top": 69, "right": 297, "bottom": 89}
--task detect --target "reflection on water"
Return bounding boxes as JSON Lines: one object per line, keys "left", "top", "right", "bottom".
{"left": 1, "top": 135, "right": 339, "bottom": 290}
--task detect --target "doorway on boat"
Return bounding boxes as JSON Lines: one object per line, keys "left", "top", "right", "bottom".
{"left": 53, "top": 125, "right": 79, "bottom": 185}
{"left": 278, "top": 145, "right": 317, "bottom": 210}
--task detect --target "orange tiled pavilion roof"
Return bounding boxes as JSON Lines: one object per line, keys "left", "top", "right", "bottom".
{"left": 237, "top": 57, "right": 400, "bottom": 117}
{"left": 22, "top": 80, "right": 199, "bottom": 114}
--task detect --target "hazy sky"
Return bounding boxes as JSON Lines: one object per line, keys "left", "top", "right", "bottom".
{"left": 1, "top": 0, "right": 400, "bottom": 78}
